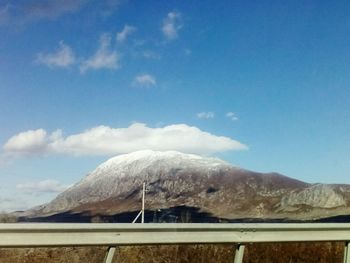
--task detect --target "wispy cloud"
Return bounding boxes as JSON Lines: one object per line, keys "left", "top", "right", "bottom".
{"left": 132, "top": 74, "right": 157, "bottom": 88}
{"left": 226, "top": 112, "right": 239, "bottom": 121}
{"left": 197, "top": 112, "right": 215, "bottom": 119}
{"left": 36, "top": 41, "right": 75, "bottom": 68}
{"left": 22, "top": 0, "right": 84, "bottom": 20}
{"left": 162, "top": 11, "right": 183, "bottom": 40}
{"left": 36, "top": 34, "right": 121, "bottom": 72}
{"left": 3, "top": 123, "right": 247, "bottom": 157}
{"left": 0, "top": 0, "right": 84, "bottom": 26}
{"left": 0, "top": 0, "right": 122, "bottom": 26}
{"left": 116, "top": 25, "right": 136, "bottom": 43}
{"left": 16, "top": 179, "right": 70, "bottom": 194}
{"left": 80, "top": 34, "right": 119, "bottom": 73}
{"left": 99, "top": 0, "right": 121, "bottom": 17}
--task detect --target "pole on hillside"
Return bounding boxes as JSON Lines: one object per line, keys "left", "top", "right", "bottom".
{"left": 131, "top": 182, "right": 146, "bottom": 223}
{"left": 141, "top": 182, "right": 145, "bottom": 223}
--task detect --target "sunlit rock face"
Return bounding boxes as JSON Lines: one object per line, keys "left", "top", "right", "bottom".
{"left": 27, "top": 150, "right": 350, "bottom": 220}
{"left": 280, "top": 184, "right": 346, "bottom": 208}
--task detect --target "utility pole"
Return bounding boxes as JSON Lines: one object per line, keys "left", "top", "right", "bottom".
{"left": 132, "top": 182, "right": 146, "bottom": 224}
{"left": 141, "top": 181, "right": 145, "bottom": 223}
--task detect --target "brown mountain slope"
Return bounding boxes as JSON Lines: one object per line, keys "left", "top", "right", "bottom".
{"left": 23, "top": 151, "right": 350, "bottom": 221}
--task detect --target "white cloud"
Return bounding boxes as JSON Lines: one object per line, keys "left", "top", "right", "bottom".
{"left": 3, "top": 129, "right": 49, "bottom": 155}
{"left": 226, "top": 112, "right": 239, "bottom": 121}
{"left": 116, "top": 25, "right": 136, "bottom": 42}
{"left": 16, "top": 179, "right": 69, "bottom": 194}
{"left": 133, "top": 74, "right": 157, "bottom": 88}
{"left": 197, "top": 112, "right": 215, "bottom": 119}
{"left": 3, "top": 123, "right": 247, "bottom": 156}
{"left": 80, "top": 34, "right": 119, "bottom": 73}
{"left": 36, "top": 41, "right": 75, "bottom": 68}
{"left": 162, "top": 11, "right": 183, "bottom": 40}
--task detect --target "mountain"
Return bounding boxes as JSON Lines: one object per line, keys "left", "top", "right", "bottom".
{"left": 22, "top": 150, "right": 350, "bottom": 222}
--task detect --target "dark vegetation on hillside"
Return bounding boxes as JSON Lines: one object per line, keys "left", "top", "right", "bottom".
{"left": 18, "top": 205, "right": 350, "bottom": 223}
{"left": 19, "top": 206, "right": 220, "bottom": 223}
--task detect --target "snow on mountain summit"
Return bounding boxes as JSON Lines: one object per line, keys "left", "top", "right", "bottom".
{"left": 29, "top": 150, "right": 350, "bottom": 221}
{"left": 85, "top": 150, "right": 231, "bottom": 181}
{"left": 99, "top": 150, "right": 229, "bottom": 169}
{"left": 41, "top": 150, "right": 233, "bottom": 214}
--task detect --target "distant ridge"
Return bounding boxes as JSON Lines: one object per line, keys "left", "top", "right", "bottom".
{"left": 22, "top": 150, "right": 350, "bottom": 221}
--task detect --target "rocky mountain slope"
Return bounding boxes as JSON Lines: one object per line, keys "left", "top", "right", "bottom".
{"left": 24, "top": 150, "right": 350, "bottom": 221}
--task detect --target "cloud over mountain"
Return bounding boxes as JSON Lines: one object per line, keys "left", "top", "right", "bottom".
{"left": 16, "top": 179, "right": 70, "bottom": 194}
{"left": 3, "top": 129, "right": 49, "bottom": 155}
{"left": 3, "top": 123, "right": 247, "bottom": 157}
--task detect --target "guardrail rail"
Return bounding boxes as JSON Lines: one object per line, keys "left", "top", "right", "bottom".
{"left": 1, "top": 223, "right": 350, "bottom": 263}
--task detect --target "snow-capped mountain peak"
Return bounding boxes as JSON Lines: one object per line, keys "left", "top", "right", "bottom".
{"left": 26, "top": 150, "right": 350, "bottom": 222}
{"left": 85, "top": 150, "right": 230, "bottom": 181}
{"left": 41, "top": 150, "right": 232, "bottom": 213}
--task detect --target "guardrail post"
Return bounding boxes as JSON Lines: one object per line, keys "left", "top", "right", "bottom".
{"left": 234, "top": 243, "right": 245, "bottom": 263}
{"left": 344, "top": 242, "right": 350, "bottom": 263}
{"left": 103, "top": 246, "right": 116, "bottom": 263}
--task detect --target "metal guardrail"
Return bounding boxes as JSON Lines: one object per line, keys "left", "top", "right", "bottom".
{"left": 1, "top": 223, "right": 350, "bottom": 262}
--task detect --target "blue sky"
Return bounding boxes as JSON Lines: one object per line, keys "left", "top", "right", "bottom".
{"left": 1, "top": 0, "right": 350, "bottom": 211}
